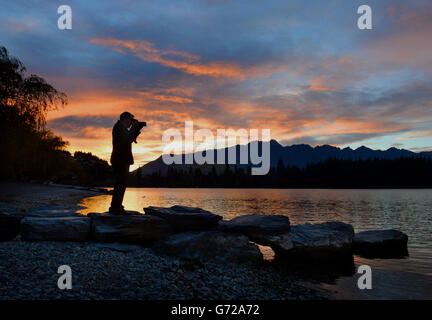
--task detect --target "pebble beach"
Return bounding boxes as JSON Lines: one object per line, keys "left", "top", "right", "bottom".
{"left": 0, "top": 241, "right": 326, "bottom": 300}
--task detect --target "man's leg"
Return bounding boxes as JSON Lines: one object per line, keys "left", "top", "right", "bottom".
{"left": 110, "top": 163, "right": 129, "bottom": 212}
{"left": 117, "top": 163, "right": 129, "bottom": 208}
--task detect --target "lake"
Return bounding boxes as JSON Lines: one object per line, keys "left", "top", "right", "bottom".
{"left": 78, "top": 188, "right": 432, "bottom": 299}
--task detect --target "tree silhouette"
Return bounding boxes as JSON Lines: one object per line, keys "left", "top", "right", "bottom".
{"left": 0, "top": 46, "right": 70, "bottom": 180}
{"left": 0, "top": 46, "right": 67, "bottom": 128}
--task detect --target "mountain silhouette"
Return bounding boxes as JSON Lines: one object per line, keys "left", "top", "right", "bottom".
{"left": 136, "top": 139, "right": 432, "bottom": 176}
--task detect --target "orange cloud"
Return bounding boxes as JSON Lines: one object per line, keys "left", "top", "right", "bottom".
{"left": 5, "top": 18, "right": 40, "bottom": 33}
{"left": 136, "top": 88, "right": 194, "bottom": 104}
{"left": 397, "top": 129, "right": 432, "bottom": 140}
{"left": 89, "top": 37, "right": 285, "bottom": 80}
{"left": 325, "top": 118, "right": 405, "bottom": 135}
{"left": 90, "top": 38, "right": 246, "bottom": 78}
{"left": 308, "top": 77, "right": 338, "bottom": 91}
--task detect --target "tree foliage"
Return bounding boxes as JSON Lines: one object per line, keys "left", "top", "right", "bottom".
{"left": 0, "top": 46, "right": 67, "bottom": 129}
{"left": 0, "top": 46, "right": 70, "bottom": 180}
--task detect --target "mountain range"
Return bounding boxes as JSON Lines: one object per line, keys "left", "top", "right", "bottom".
{"left": 136, "top": 140, "right": 432, "bottom": 176}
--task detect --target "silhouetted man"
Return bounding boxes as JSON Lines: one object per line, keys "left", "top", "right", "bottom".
{"left": 109, "top": 111, "right": 141, "bottom": 215}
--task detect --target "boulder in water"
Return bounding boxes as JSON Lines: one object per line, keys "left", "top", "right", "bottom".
{"left": 275, "top": 221, "right": 355, "bottom": 262}
{"left": 353, "top": 229, "right": 408, "bottom": 258}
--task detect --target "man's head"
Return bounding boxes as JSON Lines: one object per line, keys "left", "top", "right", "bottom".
{"left": 120, "top": 111, "right": 134, "bottom": 127}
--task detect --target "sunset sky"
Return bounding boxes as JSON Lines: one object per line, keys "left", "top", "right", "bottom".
{"left": 2, "top": 0, "right": 432, "bottom": 170}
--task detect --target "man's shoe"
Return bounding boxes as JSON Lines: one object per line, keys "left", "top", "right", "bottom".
{"left": 122, "top": 210, "right": 139, "bottom": 216}
{"left": 109, "top": 207, "right": 138, "bottom": 216}
{"left": 108, "top": 207, "right": 127, "bottom": 215}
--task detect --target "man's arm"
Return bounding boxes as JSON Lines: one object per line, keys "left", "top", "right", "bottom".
{"left": 130, "top": 120, "right": 144, "bottom": 143}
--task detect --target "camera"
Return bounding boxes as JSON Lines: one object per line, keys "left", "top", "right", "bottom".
{"left": 132, "top": 120, "right": 146, "bottom": 143}
{"left": 132, "top": 119, "right": 146, "bottom": 129}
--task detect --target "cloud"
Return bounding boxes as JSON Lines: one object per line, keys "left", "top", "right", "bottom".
{"left": 396, "top": 129, "right": 432, "bottom": 140}
{"left": 4, "top": 17, "right": 40, "bottom": 33}
{"left": 391, "top": 143, "right": 404, "bottom": 148}
{"left": 89, "top": 37, "right": 285, "bottom": 80}
{"left": 136, "top": 88, "right": 194, "bottom": 104}
{"left": 308, "top": 77, "right": 338, "bottom": 92}
{"left": 48, "top": 115, "right": 117, "bottom": 138}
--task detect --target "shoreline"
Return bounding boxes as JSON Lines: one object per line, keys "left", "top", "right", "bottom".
{"left": 0, "top": 181, "right": 328, "bottom": 300}
{"left": 0, "top": 181, "right": 108, "bottom": 213}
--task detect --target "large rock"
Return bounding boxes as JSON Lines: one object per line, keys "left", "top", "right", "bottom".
{"left": 353, "top": 229, "right": 408, "bottom": 258}
{"left": 275, "top": 221, "right": 355, "bottom": 261}
{"left": 219, "top": 214, "right": 293, "bottom": 251}
{"left": 144, "top": 205, "right": 222, "bottom": 232}
{"left": 26, "top": 205, "right": 82, "bottom": 217}
{"left": 153, "top": 231, "right": 263, "bottom": 264}
{"left": 0, "top": 204, "right": 25, "bottom": 241}
{"left": 90, "top": 213, "right": 172, "bottom": 244}
{"left": 21, "top": 216, "right": 91, "bottom": 241}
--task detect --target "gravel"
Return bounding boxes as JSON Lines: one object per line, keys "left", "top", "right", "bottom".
{"left": 0, "top": 241, "right": 327, "bottom": 300}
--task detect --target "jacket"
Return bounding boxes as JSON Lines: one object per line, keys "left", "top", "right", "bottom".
{"left": 110, "top": 120, "right": 135, "bottom": 166}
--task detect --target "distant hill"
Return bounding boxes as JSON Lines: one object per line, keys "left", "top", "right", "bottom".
{"left": 135, "top": 140, "right": 432, "bottom": 177}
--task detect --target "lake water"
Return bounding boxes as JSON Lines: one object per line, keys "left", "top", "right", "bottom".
{"left": 78, "top": 188, "right": 432, "bottom": 299}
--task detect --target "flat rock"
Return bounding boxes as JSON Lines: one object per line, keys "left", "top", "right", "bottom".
{"left": 89, "top": 213, "right": 172, "bottom": 244}
{"left": 144, "top": 205, "right": 222, "bottom": 232}
{"left": 153, "top": 231, "right": 263, "bottom": 264}
{"left": 353, "top": 229, "right": 408, "bottom": 258}
{"left": 0, "top": 204, "right": 26, "bottom": 241}
{"left": 21, "top": 216, "right": 91, "bottom": 241}
{"left": 26, "top": 205, "right": 82, "bottom": 217}
{"left": 275, "top": 221, "right": 355, "bottom": 262}
{"left": 219, "top": 214, "right": 293, "bottom": 251}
